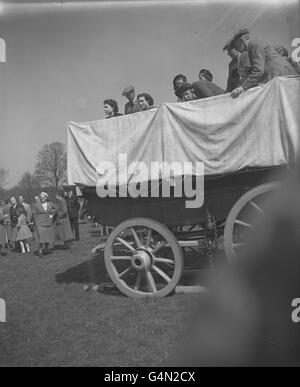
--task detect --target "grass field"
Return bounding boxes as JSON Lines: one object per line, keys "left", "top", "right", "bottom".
{"left": 0, "top": 223, "right": 201, "bottom": 367}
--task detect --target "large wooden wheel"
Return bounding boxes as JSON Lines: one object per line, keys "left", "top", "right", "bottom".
{"left": 224, "top": 183, "right": 279, "bottom": 262}
{"left": 104, "top": 218, "right": 184, "bottom": 298}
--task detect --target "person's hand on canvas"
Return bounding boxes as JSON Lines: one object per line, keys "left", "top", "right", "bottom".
{"left": 231, "top": 86, "right": 245, "bottom": 98}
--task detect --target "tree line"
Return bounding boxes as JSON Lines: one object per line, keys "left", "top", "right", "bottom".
{"left": 0, "top": 142, "right": 67, "bottom": 202}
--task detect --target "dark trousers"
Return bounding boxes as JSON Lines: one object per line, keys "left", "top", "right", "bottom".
{"left": 69, "top": 217, "right": 80, "bottom": 241}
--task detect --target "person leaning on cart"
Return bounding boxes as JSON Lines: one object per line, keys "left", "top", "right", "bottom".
{"left": 230, "top": 29, "right": 298, "bottom": 98}
{"left": 121, "top": 85, "right": 143, "bottom": 115}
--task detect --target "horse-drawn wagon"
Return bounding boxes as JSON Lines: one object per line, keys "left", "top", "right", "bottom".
{"left": 67, "top": 76, "right": 300, "bottom": 298}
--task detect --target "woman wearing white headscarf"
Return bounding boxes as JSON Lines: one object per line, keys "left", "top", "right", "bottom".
{"left": 33, "top": 192, "right": 57, "bottom": 258}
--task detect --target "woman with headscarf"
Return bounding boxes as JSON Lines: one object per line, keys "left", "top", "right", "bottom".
{"left": 53, "top": 190, "right": 73, "bottom": 249}
{"left": 33, "top": 192, "right": 57, "bottom": 258}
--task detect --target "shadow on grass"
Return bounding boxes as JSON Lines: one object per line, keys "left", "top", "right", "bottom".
{"left": 55, "top": 253, "right": 108, "bottom": 285}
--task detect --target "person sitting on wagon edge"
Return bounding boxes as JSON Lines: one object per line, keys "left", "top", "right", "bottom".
{"left": 230, "top": 29, "right": 297, "bottom": 98}
{"left": 137, "top": 93, "right": 156, "bottom": 111}
{"left": 122, "top": 85, "right": 143, "bottom": 115}
{"left": 103, "top": 99, "right": 123, "bottom": 119}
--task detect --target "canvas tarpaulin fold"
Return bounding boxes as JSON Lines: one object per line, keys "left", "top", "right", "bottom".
{"left": 67, "top": 76, "right": 300, "bottom": 187}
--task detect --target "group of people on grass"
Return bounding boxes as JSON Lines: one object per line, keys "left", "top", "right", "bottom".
{"left": 103, "top": 29, "right": 300, "bottom": 119}
{"left": 0, "top": 189, "right": 80, "bottom": 258}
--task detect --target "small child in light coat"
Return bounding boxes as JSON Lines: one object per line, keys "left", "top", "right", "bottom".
{"left": 16, "top": 207, "right": 32, "bottom": 254}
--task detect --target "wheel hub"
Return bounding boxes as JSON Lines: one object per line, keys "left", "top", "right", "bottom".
{"left": 131, "top": 249, "right": 153, "bottom": 271}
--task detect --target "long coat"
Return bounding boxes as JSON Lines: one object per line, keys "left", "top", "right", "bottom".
{"left": 10, "top": 204, "right": 24, "bottom": 242}
{"left": 54, "top": 199, "right": 73, "bottom": 243}
{"left": 16, "top": 214, "right": 32, "bottom": 241}
{"left": 33, "top": 201, "right": 56, "bottom": 244}
{"left": 242, "top": 39, "right": 297, "bottom": 90}
{"left": 0, "top": 208, "right": 6, "bottom": 245}
{"left": 66, "top": 194, "right": 80, "bottom": 219}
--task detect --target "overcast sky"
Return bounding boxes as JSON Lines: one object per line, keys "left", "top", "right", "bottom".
{"left": 0, "top": 0, "right": 299, "bottom": 187}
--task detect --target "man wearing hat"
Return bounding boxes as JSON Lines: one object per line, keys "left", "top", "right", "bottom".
{"left": 223, "top": 38, "right": 251, "bottom": 93}
{"left": 122, "top": 85, "right": 143, "bottom": 115}
{"left": 230, "top": 29, "right": 297, "bottom": 98}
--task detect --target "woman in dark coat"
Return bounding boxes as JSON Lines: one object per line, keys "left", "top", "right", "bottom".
{"left": 53, "top": 190, "right": 73, "bottom": 249}
{"left": 33, "top": 192, "right": 57, "bottom": 258}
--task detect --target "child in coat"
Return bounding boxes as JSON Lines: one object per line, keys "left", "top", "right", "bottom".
{"left": 16, "top": 207, "right": 32, "bottom": 254}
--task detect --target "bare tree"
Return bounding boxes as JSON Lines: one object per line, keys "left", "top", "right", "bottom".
{"left": 35, "top": 142, "right": 67, "bottom": 189}
{"left": 0, "top": 168, "right": 9, "bottom": 189}
{"left": 16, "top": 172, "right": 41, "bottom": 200}
{"left": 18, "top": 172, "right": 40, "bottom": 191}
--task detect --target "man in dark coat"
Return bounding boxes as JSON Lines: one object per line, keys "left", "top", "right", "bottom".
{"left": 122, "top": 85, "right": 143, "bottom": 115}
{"left": 192, "top": 79, "right": 224, "bottom": 99}
{"left": 230, "top": 29, "right": 297, "bottom": 98}
{"left": 223, "top": 38, "right": 251, "bottom": 92}
{"left": 66, "top": 189, "right": 80, "bottom": 241}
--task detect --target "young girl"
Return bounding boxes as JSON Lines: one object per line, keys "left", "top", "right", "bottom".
{"left": 16, "top": 207, "right": 32, "bottom": 254}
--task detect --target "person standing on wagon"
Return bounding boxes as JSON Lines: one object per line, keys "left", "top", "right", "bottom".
{"left": 66, "top": 188, "right": 80, "bottom": 242}
{"left": 33, "top": 192, "right": 56, "bottom": 258}
{"left": 230, "top": 29, "right": 297, "bottom": 98}
{"left": 15, "top": 207, "right": 32, "bottom": 255}
{"left": 122, "top": 85, "right": 142, "bottom": 115}
{"left": 54, "top": 190, "right": 73, "bottom": 249}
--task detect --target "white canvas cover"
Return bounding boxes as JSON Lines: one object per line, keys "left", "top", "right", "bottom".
{"left": 67, "top": 76, "right": 300, "bottom": 187}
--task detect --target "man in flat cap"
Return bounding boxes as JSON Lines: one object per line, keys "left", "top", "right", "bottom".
{"left": 230, "top": 29, "right": 297, "bottom": 98}
{"left": 122, "top": 85, "right": 143, "bottom": 115}
{"left": 223, "top": 38, "right": 251, "bottom": 93}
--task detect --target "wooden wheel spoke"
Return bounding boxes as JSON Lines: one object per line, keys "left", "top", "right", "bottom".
{"left": 110, "top": 255, "right": 132, "bottom": 261}
{"left": 118, "top": 266, "right": 132, "bottom": 279}
{"left": 116, "top": 237, "right": 135, "bottom": 252}
{"left": 130, "top": 227, "right": 142, "bottom": 249}
{"left": 250, "top": 200, "right": 264, "bottom": 214}
{"left": 151, "top": 241, "right": 167, "bottom": 254}
{"left": 145, "top": 228, "right": 152, "bottom": 248}
{"left": 146, "top": 271, "right": 157, "bottom": 293}
{"left": 234, "top": 219, "right": 253, "bottom": 228}
{"left": 152, "top": 265, "right": 171, "bottom": 283}
{"left": 134, "top": 272, "right": 143, "bottom": 290}
{"left": 153, "top": 257, "right": 175, "bottom": 266}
